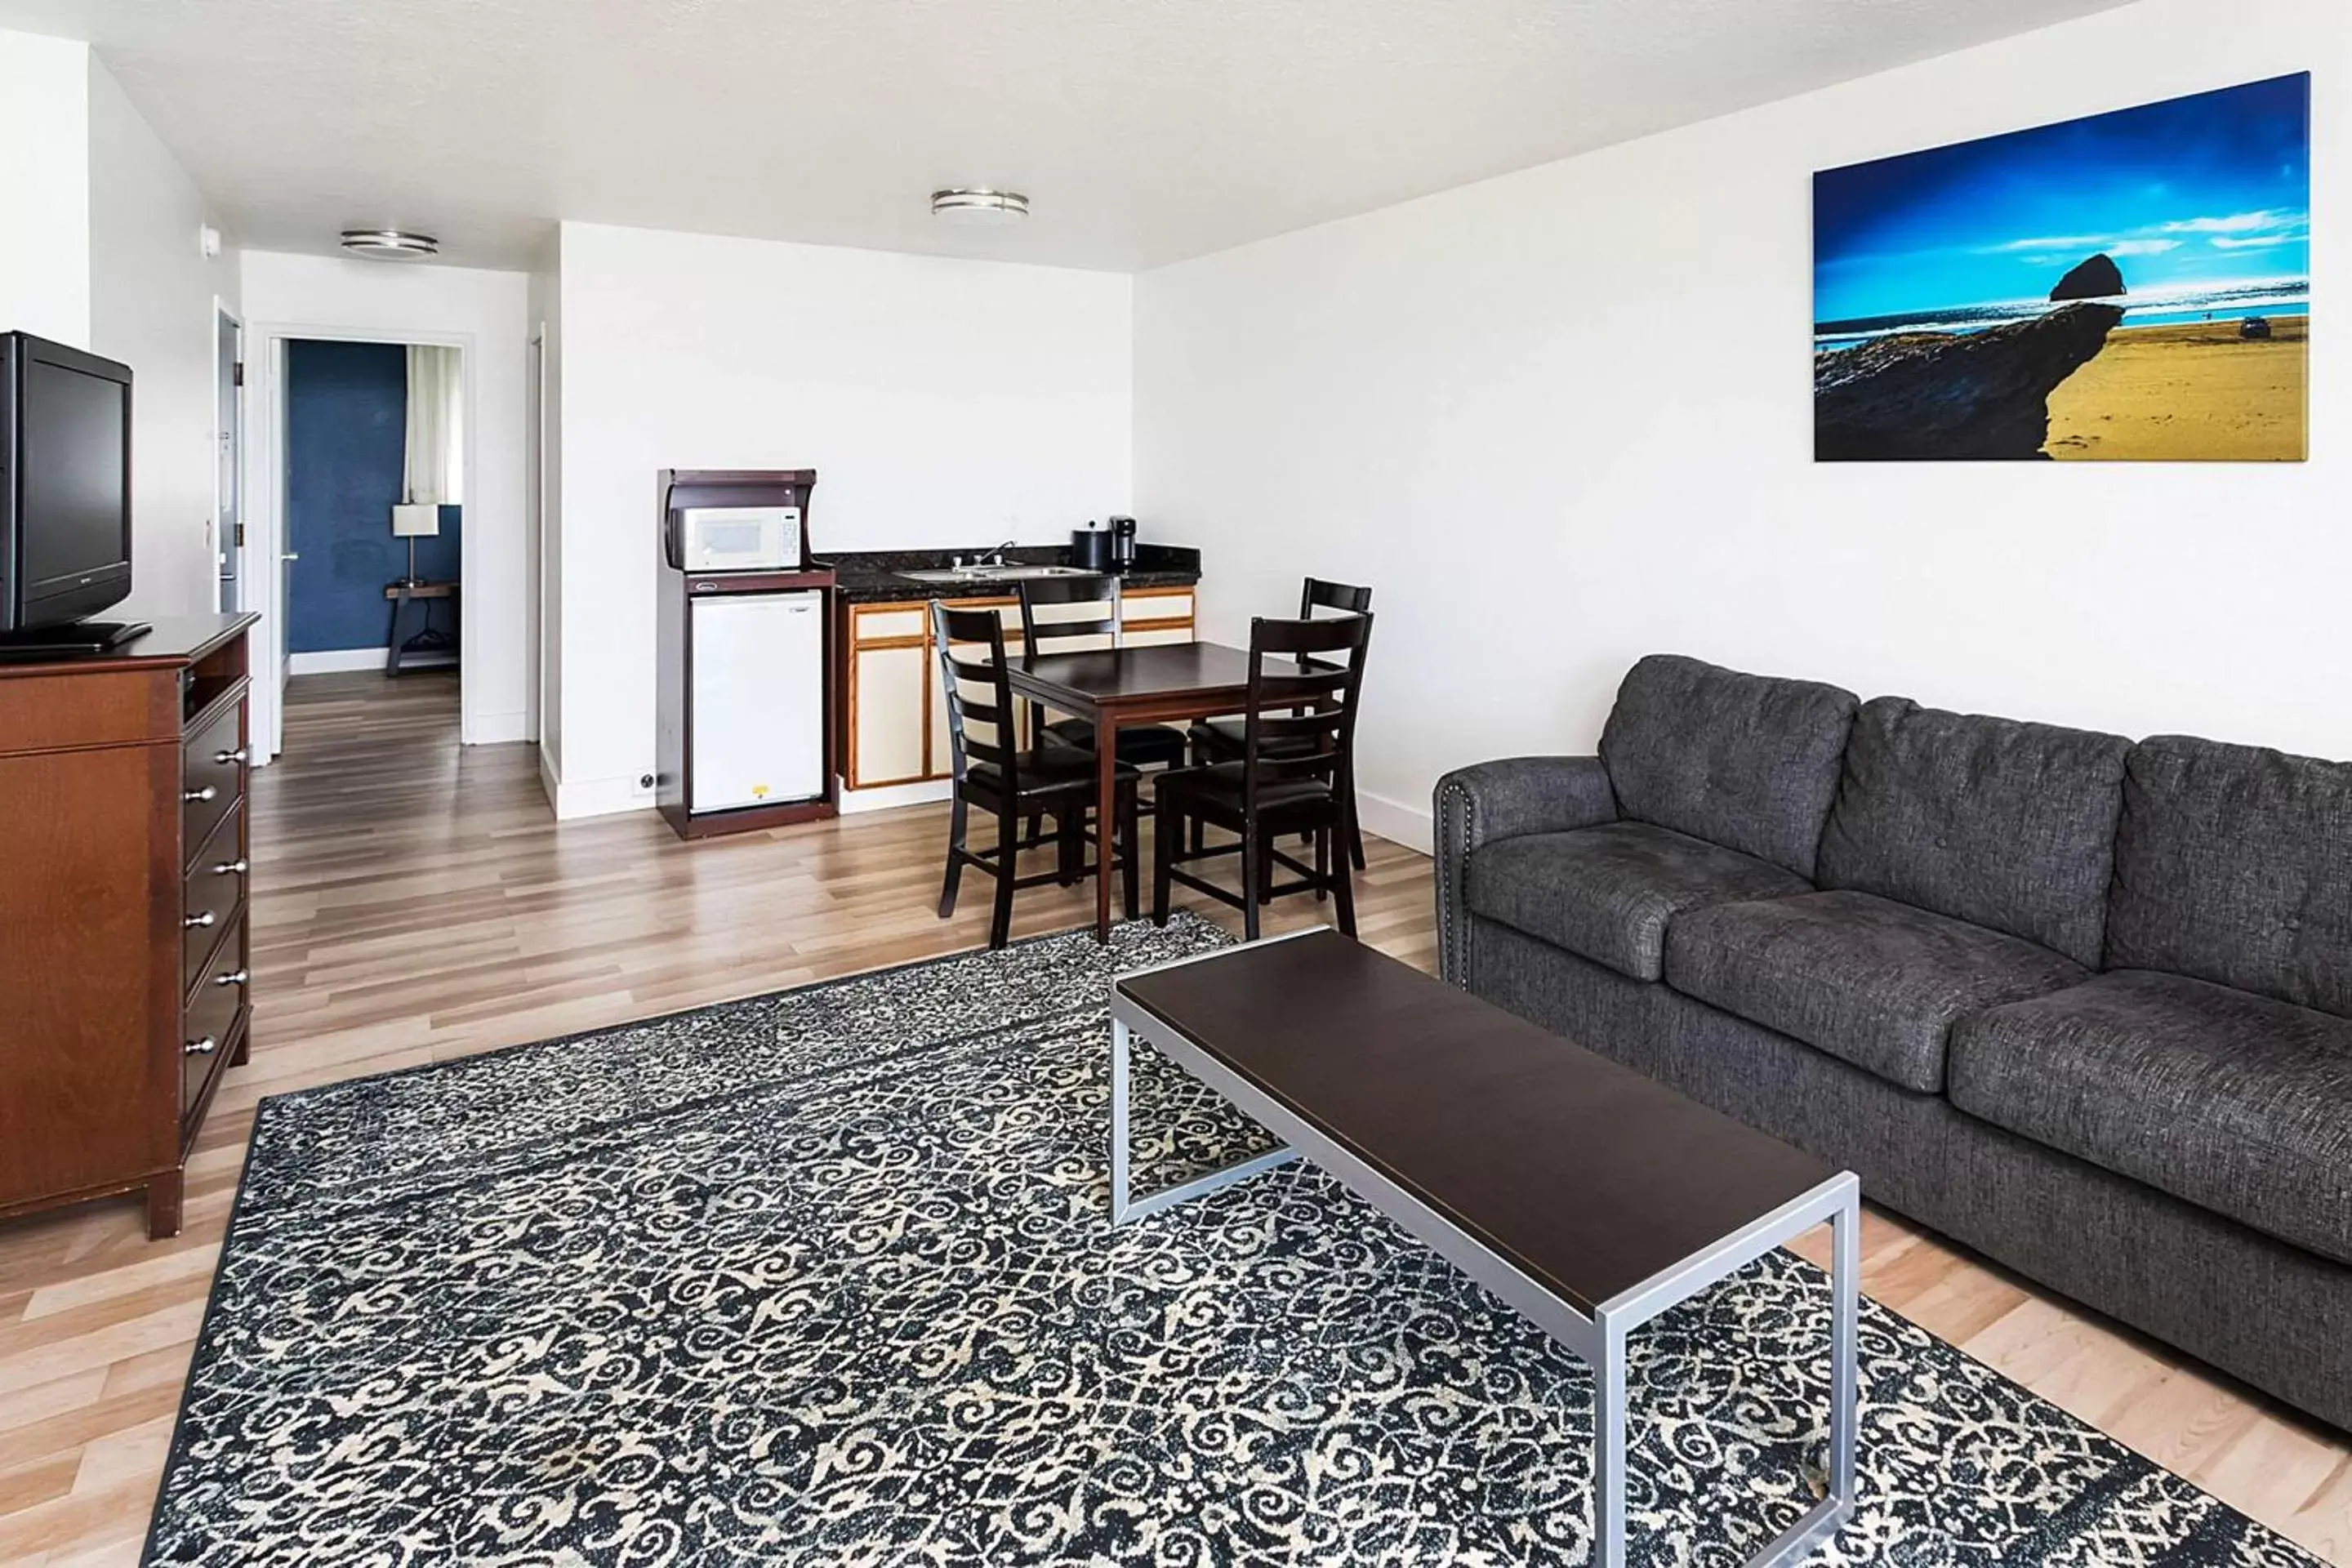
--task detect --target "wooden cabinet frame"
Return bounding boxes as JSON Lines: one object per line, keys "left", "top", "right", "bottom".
{"left": 839, "top": 585, "right": 1198, "bottom": 791}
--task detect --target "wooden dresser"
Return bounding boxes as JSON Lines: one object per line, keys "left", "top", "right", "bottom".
{"left": 0, "top": 614, "right": 258, "bottom": 1239}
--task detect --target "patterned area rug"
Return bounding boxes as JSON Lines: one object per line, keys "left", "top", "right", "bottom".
{"left": 149, "top": 916, "right": 2320, "bottom": 1566}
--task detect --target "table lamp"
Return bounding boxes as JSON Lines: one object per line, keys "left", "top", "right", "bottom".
{"left": 391, "top": 504, "right": 438, "bottom": 587}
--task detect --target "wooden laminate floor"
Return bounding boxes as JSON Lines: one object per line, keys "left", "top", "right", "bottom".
{"left": 1, "top": 670, "right": 2346, "bottom": 1565}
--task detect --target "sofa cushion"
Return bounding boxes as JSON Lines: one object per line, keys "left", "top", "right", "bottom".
{"left": 1815, "top": 697, "right": 2129, "bottom": 968}
{"left": 1664, "top": 891, "right": 2086, "bottom": 1094}
{"left": 2107, "top": 736, "right": 2352, "bottom": 1020}
{"left": 1598, "top": 655, "right": 1860, "bottom": 879}
{"left": 1464, "top": 822, "right": 1811, "bottom": 982}
{"left": 1950, "top": 970, "right": 2352, "bottom": 1266}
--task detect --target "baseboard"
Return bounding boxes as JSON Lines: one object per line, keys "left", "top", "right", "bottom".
{"left": 840, "top": 777, "right": 955, "bottom": 815}
{"left": 1356, "top": 788, "right": 1433, "bottom": 857}
{"left": 552, "top": 774, "right": 655, "bottom": 821}
{"left": 287, "top": 648, "right": 388, "bottom": 676}
{"left": 537, "top": 746, "right": 561, "bottom": 815}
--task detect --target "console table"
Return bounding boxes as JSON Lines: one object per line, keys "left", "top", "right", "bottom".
{"left": 0, "top": 614, "right": 258, "bottom": 1238}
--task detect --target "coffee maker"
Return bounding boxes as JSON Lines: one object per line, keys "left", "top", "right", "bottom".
{"left": 1107, "top": 515, "right": 1138, "bottom": 572}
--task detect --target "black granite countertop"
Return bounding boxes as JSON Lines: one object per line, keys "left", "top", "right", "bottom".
{"left": 820, "top": 544, "right": 1200, "bottom": 604}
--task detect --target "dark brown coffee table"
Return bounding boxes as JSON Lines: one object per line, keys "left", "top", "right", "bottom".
{"left": 1110, "top": 929, "right": 1860, "bottom": 1568}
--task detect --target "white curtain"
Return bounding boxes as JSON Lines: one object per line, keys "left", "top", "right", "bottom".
{"left": 402, "top": 345, "right": 464, "bottom": 506}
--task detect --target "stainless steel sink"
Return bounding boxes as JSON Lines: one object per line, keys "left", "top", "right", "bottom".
{"left": 895, "top": 564, "right": 1098, "bottom": 585}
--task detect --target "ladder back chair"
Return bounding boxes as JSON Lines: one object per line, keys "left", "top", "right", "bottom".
{"left": 1188, "top": 577, "right": 1374, "bottom": 870}
{"left": 1154, "top": 610, "right": 1374, "bottom": 941}
{"left": 933, "top": 601, "right": 1140, "bottom": 948}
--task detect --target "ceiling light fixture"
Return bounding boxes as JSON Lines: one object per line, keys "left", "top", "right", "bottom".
{"left": 929, "top": 189, "right": 1029, "bottom": 225}
{"left": 339, "top": 228, "right": 439, "bottom": 261}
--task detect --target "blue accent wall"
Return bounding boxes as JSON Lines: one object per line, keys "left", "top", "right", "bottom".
{"left": 285, "top": 340, "right": 461, "bottom": 654}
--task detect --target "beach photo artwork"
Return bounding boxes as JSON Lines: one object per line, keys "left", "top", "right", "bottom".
{"left": 1814, "top": 74, "right": 2309, "bottom": 462}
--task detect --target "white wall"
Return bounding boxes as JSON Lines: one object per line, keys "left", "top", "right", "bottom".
{"left": 88, "top": 56, "right": 240, "bottom": 622}
{"left": 554, "top": 220, "right": 1132, "bottom": 817}
{"left": 0, "top": 30, "right": 91, "bottom": 345}
{"left": 240, "top": 250, "right": 532, "bottom": 746}
{"left": 1134, "top": 0, "right": 2346, "bottom": 852}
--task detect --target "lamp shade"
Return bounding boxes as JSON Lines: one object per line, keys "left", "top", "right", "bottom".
{"left": 391, "top": 503, "right": 440, "bottom": 538}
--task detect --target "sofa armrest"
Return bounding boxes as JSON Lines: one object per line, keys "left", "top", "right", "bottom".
{"left": 1433, "top": 757, "right": 1618, "bottom": 987}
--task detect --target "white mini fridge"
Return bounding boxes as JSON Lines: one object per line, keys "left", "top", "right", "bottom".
{"left": 689, "top": 591, "right": 827, "bottom": 812}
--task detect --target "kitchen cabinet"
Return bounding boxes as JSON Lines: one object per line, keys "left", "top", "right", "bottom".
{"left": 840, "top": 585, "right": 1197, "bottom": 792}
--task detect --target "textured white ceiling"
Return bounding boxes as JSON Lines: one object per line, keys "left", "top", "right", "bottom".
{"left": 4, "top": 0, "right": 2131, "bottom": 273}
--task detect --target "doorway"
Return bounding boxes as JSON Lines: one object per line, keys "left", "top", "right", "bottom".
{"left": 244, "top": 328, "right": 474, "bottom": 762}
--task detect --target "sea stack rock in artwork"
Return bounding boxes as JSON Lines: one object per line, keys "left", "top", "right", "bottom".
{"left": 1816, "top": 255, "right": 2126, "bottom": 461}
{"left": 2051, "top": 252, "right": 2126, "bottom": 301}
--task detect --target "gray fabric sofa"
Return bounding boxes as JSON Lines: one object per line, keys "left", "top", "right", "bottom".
{"left": 1434, "top": 654, "right": 2352, "bottom": 1431}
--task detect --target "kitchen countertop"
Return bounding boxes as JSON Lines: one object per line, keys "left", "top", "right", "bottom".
{"left": 821, "top": 545, "right": 1200, "bottom": 604}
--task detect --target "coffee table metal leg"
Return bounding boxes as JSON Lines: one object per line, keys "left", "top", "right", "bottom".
{"left": 1590, "top": 1174, "right": 1860, "bottom": 1568}
{"left": 1594, "top": 1319, "right": 1629, "bottom": 1568}
{"left": 1109, "top": 1017, "right": 1297, "bottom": 1224}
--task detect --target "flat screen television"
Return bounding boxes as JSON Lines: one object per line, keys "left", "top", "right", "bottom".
{"left": 2, "top": 332, "right": 134, "bottom": 639}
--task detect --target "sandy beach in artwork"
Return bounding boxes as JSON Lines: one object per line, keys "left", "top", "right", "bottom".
{"left": 2045, "top": 316, "right": 2308, "bottom": 461}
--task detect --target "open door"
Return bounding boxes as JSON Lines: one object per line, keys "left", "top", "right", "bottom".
{"left": 214, "top": 305, "right": 242, "bottom": 613}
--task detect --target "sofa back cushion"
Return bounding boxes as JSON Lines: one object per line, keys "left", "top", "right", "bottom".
{"left": 1815, "top": 697, "right": 2130, "bottom": 967}
{"left": 2107, "top": 736, "right": 2352, "bottom": 1018}
{"left": 1598, "top": 655, "right": 1859, "bottom": 878}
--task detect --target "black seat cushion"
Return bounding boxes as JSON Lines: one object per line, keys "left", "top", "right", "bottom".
{"left": 1816, "top": 697, "right": 2129, "bottom": 968}
{"left": 1156, "top": 761, "right": 1332, "bottom": 822}
{"left": 1664, "top": 891, "right": 2085, "bottom": 1094}
{"left": 1044, "top": 717, "right": 1188, "bottom": 768}
{"left": 1597, "top": 655, "right": 1860, "bottom": 879}
{"left": 967, "top": 748, "right": 1136, "bottom": 800}
{"left": 1950, "top": 970, "right": 2352, "bottom": 1266}
{"left": 1465, "top": 822, "right": 1811, "bottom": 982}
{"left": 2106, "top": 736, "right": 2352, "bottom": 1020}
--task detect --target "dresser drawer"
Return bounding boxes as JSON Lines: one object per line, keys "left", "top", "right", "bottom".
{"left": 182, "top": 804, "right": 249, "bottom": 998}
{"left": 180, "top": 701, "right": 247, "bottom": 867}
{"left": 181, "top": 911, "right": 248, "bottom": 1118}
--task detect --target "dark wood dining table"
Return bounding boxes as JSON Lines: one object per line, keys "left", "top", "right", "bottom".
{"left": 1007, "top": 640, "right": 1262, "bottom": 941}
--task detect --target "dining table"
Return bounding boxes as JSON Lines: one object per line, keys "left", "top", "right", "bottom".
{"left": 1006, "top": 640, "right": 1264, "bottom": 942}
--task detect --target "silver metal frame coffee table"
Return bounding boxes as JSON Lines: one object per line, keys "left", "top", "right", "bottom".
{"left": 1109, "top": 931, "right": 1860, "bottom": 1568}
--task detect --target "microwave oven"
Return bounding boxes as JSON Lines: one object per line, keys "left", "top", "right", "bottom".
{"left": 676, "top": 506, "right": 802, "bottom": 572}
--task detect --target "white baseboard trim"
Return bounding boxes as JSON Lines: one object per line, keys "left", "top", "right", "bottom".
{"left": 537, "top": 747, "right": 561, "bottom": 815}
{"left": 1356, "top": 788, "right": 1433, "bottom": 857}
{"left": 840, "top": 777, "right": 955, "bottom": 815}
{"left": 287, "top": 648, "right": 388, "bottom": 675}
{"left": 552, "top": 774, "right": 655, "bottom": 821}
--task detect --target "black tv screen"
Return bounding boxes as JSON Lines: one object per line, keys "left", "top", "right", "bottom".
{"left": 3, "top": 333, "right": 133, "bottom": 632}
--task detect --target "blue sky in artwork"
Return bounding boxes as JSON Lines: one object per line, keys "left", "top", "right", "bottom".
{"left": 1814, "top": 74, "right": 2310, "bottom": 327}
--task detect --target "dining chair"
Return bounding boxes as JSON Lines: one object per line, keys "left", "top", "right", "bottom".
{"left": 1152, "top": 611, "right": 1374, "bottom": 942}
{"left": 1016, "top": 575, "right": 1191, "bottom": 769}
{"left": 932, "top": 602, "right": 1140, "bottom": 948}
{"left": 1187, "top": 577, "right": 1374, "bottom": 871}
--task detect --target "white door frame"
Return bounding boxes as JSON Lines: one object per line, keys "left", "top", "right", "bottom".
{"left": 525, "top": 324, "right": 545, "bottom": 746}
{"left": 212, "top": 299, "right": 243, "bottom": 615}
{"left": 243, "top": 322, "right": 480, "bottom": 763}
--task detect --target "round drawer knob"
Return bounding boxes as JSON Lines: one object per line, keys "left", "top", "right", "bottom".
{"left": 183, "top": 910, "right": 216, "bottom": 929}
{"left": 214, "top": 969, "right": 249, "bottom": 987}
{"left": 183, "top": 785, "right": 218, "bottom": 804}
{"left": 183, "top": 1036, "right": 218, "bottom": 1057}
{"left": 215, "top": 746, "right": 249, "bottom": 765}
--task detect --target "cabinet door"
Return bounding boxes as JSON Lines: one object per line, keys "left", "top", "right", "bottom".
{"left": 852, "top": 645, "right": 930, "bottom": 787}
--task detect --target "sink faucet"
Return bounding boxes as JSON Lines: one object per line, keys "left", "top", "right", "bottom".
{"left": 982, "top": 538, "right": 1016, "bottom": 567}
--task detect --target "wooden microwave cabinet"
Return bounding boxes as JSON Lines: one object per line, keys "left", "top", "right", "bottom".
{"left": 0, "top": 614, "right": 258, "bottom": 1240}
{"left": 837, "top": 584, "right": 1196, "bottom": 791}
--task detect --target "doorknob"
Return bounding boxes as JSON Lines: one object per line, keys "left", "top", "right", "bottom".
{"left": 282, "top": 551, "right": 300, "bottom": 562}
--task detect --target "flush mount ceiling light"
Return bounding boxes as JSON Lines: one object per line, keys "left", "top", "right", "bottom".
{"left": 339, "top": 228, "right": 439, "bottom": 261}
{"left": 929, "top": 188, "right": 1029, "bottom": 225}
